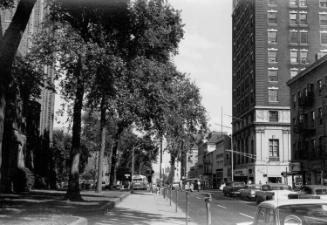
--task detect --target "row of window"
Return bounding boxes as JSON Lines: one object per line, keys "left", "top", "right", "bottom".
{"left": 294, "top": 137, "right": 324, "bottom": 160}
{"left": 268, "top": 49, "right": 309, "bottom": 65}
{"left": 268, "top": 11, "right": 327, "bottom": 26}
{"left": 292, "top": 78, "right": 327, "bottom": 108}
{"left": 268, "top": 0, "right": 327, "bottom": 8}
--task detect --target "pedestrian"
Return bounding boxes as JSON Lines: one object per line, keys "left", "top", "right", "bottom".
{"left": 190, "top": 182, "right": 194, "bottom": 192}
{"left": 197, "top": 180, "right": 201, "bottom": 192}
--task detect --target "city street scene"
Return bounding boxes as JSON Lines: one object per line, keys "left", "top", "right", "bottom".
{"left": 3, "top": 0, "right": 327, "bottom": 225}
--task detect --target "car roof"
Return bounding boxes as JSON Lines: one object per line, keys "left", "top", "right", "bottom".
{"left": 259, "top": 199, "right": 327, "bottom": 208}
{"left": 304, "top": 185, "right": 327, "bottom": 189}
{"left": 263, "top": 183, "right": 289, "bottom": 187}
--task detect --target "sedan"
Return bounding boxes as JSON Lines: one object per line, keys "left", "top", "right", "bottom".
{"left": 251, "top": 199, "right": 327, "bottom": 225}
{"left": 240, "top": 184, "right": 261, "bottom": 200}
{"left": 288, "top": 185, "right": 327, "bottom": 200}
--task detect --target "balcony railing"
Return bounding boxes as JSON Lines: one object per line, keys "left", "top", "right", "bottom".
{"left": 268, "top": 156, "right": 280, "bottom": 162}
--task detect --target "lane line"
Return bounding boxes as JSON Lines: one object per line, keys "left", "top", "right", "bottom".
{"left": 239, "top": 213, "right": 254, "bottom": 219}
{"left": 216, "top": 204, "right": 227, "bottom": 209}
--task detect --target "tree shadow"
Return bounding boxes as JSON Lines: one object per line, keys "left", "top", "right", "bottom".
{"left": 89, "top": 208, "right": 186, "bottom": 225}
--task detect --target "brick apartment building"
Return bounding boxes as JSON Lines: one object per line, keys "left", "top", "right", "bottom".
{"left": 288, "top": 55, "right": 327, "bottom": 185}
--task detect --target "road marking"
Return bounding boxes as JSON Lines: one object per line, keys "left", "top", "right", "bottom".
{"left": 216, "top": 204, "right": 226, "bottom": 209}
{"left": 239, "top": 213, "right": 254, "bottom": 219}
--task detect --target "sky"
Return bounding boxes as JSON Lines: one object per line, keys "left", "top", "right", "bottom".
{"left": 169, "top": 0, "right": 233, "bottom": 133}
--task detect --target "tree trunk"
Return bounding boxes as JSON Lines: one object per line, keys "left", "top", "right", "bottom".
{"left": 0, "top": 0, "right": 36, "bottom": 190}
{"left": 169, "top": 155, "right": 176, "bottom": 184}
{"left": 109, "top": 124, "right": 124, "bottom": 189}
{"left": 109, "top": 139, "right": 119, "bottom": 189}
{"left": 66, "top": 59, "right": 84, "bottom": 201}
{"left": 96, "top": 96, "right": 107, "bottom": 192}
{"left": 0, "top": 93, "right": 5, "bottom": 190}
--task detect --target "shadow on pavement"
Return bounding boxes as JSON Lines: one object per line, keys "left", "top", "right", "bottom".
{"left": 0, "top": 189, "right": 127, "bottom": 221}
{"left": 90, "top": 207, "right": 185, "bottom": 225}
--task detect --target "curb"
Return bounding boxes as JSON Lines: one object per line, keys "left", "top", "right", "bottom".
{"left": 67, "top": 216, "right": 87, "bottom": 225}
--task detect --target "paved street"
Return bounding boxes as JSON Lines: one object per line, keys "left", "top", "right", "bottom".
{"left": 168, "top": 190, "right": 256, "bottom": 225}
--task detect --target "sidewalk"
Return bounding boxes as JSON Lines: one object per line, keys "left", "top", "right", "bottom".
{"left": 91, "top": 191, "right": 199, "bottom": 225}
{"left": 0, "top": 189, "right": 129, "bottom": 225}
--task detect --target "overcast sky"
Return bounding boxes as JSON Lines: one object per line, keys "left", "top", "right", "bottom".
{"left": 169, "top": 0, "right": 233, "bottom": 133}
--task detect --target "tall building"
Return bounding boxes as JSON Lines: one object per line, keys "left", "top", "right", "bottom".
{"left": 232, "top": 0, "right": 326, "bottom": 184}
{"left": 1, "top": 0, "right": 55, "bottom": 143}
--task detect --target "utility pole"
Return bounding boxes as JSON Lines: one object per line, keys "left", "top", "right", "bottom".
{"left": 131, "top": 146, "right": 135, "bottom": 193}
{"left": 231, "top": 134, "right": 234, "bottom": 182}
{"left": 159, "top": 137, "right": 163, "bottom": 185}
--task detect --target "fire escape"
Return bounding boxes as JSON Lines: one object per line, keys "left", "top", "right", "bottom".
{"left": 293, "top": 84, "right": 315, "bottom": 160}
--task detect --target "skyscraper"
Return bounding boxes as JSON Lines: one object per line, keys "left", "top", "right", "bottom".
{"left": 232, "top": 0, "right": 326, "bottom": 184}
{"left": 1, "top": 0, "right": 55, "bottom": 143}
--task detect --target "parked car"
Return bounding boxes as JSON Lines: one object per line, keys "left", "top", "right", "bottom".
{"left": 255, "top": 183, "right": 295, "bottom": 204}
{"left": 288, "top": 185, "right": 327, "bottom": 200}
{"left": 223, "top": 181, "right": 246, "bottom": 197}
{"left": 240, "top": 184, "right": 261, "bottom": 200}
{"left": 172, "top": 182, "right": 181, "bottom": 190}
{"left": 250, "top": 199, "right": 327, "bottom": 225}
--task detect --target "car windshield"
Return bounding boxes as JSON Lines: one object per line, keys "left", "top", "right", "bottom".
{"left": 133, "top": 178, "right": 143, "bottom": 182}
{"left": 278, "top": 204, "right": 327, "bottom": 225}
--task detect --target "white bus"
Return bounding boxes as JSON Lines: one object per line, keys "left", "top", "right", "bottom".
{"left": 132, "top": 174, "right": 148, "bottom": 190}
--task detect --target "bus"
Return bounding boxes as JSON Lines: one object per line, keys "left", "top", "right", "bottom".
{"left": 132, "top": 174, "right": 148, "bottom": 190}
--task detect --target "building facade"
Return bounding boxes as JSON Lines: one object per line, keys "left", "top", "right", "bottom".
{"left": 232, "top": 0, "right": 327, "bottom": 184}
{"left": 288, "top": 55, "right": 327, "bottom": 185}
{"left": 1, "top": 0, "right": 55, "bottom": 142}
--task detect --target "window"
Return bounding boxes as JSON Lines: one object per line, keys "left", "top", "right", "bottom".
{"left": 292, "top": 94, "right": 297, "bottom": 108}
{"left": 311, "top": 111, "right": 316, "bottom": 127}
{"left": 266, "top": 208, "right": 275, "bottom": 225}
{"left": 268, "top": 12, "right": 277, "bottom": 24}
{"left": 311, "top": 139, "right": 316, "bottom": 154}
{"left": 268, "top": 30, "right": 277, "bottom": 44}
{"left": 321, "top": 32, "right": 327, "bottom": 44}
{"left": 289, "top": 0, "right": 297, "bottom": 7}
{"left": 269, "top": 139, "right": 279, "bottom": 157}
{"left": 299, "top": 13, "right": 307, "bottom": 25}
{"left": 300, "top": 30, "right": 308, "bottom": 44}
{"left": 290, "top": 49, "right": 298, "bottom": 64}
{"left": 290, "top": 68, "right": 298, "bottom": 78}
{"left": 269, "top": 111, "right": 279, "bottom": 122}
{"left": 290, "top": 13, "right": 297, "bottom": 25}
{"left": 290, "top": 30, "right": 298, "bottom": 43}
{"left": 300, "top": 50, "right": 308, "bottom": 64}
{"left": 319, "top": 107, "right": 323, "bottom": 124}
{"left": 318, "top": 80, "right": 323, "bottom": 96}
{"left": 299, "top": 0, "right": 307, "bottom": 7}
{"left": 320, "top": 0, "right": 327, "bottom": 7}
{"left": 256, "top": 207, "right": 266, "bottom": 225}
{"left": 268, "top": 69, "right": 278, "bottom": 82}
{"left": 268, "top": 88, "right": 278, "bottom": 102}
{"left": 320, "top": 14, "right": 327, "bottom": 25}
{"left": 268, "top": 50, "right": 277, "bottom": 63}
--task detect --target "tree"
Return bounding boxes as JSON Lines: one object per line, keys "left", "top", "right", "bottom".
{"left": 0, "top": 0, "right": 37, "bottom": 188}
{"left": 163, "top": 75, "right": 207, "bottom": 183}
